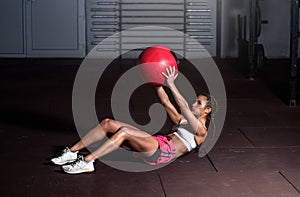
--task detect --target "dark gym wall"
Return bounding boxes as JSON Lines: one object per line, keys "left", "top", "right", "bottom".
{"left": 221, "top": 0, "right": 295, "bottom": 58}
{"left": 220, "top": 0, "right": 250, "bottom": 58}
{"left": 259, "top": 0, "right": 291, "bottom": 58}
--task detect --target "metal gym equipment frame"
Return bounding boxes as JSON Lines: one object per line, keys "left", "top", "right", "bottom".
{"left": 87, "top": 0, "right": 217, "bottom": 57}
{"left": 240, "top": 0, "right": 298, "bottom": 107}
{"left": 249, "top": 0, "right": 267, "bottom": 80}
{"left": 290, "top": 0, "right": 299, "bottom": 107}
{"left": 238, "top": 0, "right": 267, "bottom": 80}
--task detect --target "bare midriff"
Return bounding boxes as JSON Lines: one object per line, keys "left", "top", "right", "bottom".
{"left": 168, "top": 133, "right": 189, "bottom": 158}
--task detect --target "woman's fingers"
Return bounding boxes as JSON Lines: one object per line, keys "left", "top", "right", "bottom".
{"left": 172, "top": 66, "right": 176, "bottom": 75}
{"left": 162, "top": 66, "right": 177, "bottom": 78}
{"left": 166, "top": 66, "right": 172, "bottom": 76}
{"left": 162, "top": 71, "right": 168, "bottom": 78}
{"left": 174, "top": 73, "right": 178, "bottom": 80}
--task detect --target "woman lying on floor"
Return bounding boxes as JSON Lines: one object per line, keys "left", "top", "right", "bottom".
{"left": 51, "top": 66, "right": 215, "bottom": 174}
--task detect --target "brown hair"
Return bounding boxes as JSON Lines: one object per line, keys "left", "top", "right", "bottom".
{"left": 199, "top": 92, "right": 217, "bottom": 129}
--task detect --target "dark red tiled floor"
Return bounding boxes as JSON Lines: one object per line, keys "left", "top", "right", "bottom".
{"left": 30, "top": 172, "right": 163, "bottom": 197}
{"left": 0, "top": 58, "right": 299, "bottom": 196}
{"left": 159, "top": 171, "right": 300, "bottom": 197}
{"left": 209, "top": 147, "right": 300, "bottom": 172}
{"left": 240, "top": 127, "right": 300, "bottom": 147}
{"left": 281, "top": 171, "right": 300, "bottom": 193}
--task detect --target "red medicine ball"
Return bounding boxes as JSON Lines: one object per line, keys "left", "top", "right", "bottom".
{"left": 137, "top": 46, "right": 178, "bottom": 86}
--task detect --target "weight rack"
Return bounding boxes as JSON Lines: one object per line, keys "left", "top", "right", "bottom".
{"left": 86, "top": 0, "right": 217, "bottom": 57}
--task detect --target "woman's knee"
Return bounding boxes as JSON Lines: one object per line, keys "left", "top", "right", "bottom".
{"left": 109, "top": 126, "right": 129, "bottom": 144}
{"left": 99, "top": 118, "right": 116, "bottom": 130}
{"left": 116, "top": 126, "right": 129, "bottom": 137}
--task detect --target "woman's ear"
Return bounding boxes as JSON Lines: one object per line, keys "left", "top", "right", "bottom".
{"left": 205, "top": 107, "right": 212, "bottom": 115}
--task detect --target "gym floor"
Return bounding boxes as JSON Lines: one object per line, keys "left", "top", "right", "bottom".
{"left": 0, "top": 58, "right": 300, "bottom": 197}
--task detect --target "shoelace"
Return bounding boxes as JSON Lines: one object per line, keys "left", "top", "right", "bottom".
{"left": 59, "top": 149, "right": 70, "bottom": 159}
{"left": 69, "top": 156, "right": 85, "bottom": 168}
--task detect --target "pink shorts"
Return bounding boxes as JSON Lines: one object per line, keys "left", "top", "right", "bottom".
{"left": 143, "top": 135, "right": 176, "bottom": 165}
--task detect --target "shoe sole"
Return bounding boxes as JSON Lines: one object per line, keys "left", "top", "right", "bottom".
{"left": 63, "top": 169, "right": 95, "bottom": 174}
{"left": 51, "top": 159, "right": 77, "bottom": 165}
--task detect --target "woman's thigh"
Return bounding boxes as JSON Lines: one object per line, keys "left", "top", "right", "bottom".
{"left": 103, "top": 119, "right": 159, "bottom": 156}
{"left": 102, "top": 118, "right": 140, "bottom": 132}
{"left": 118, "top": 127, "right": 159, "bottom": 157}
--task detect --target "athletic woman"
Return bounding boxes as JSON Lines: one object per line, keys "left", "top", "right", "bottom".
{"left": 51, "top": 66, "right": 214, "bottom": 174}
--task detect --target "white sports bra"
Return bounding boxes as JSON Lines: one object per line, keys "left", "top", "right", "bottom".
{"left": 172, "top": 119, "right": 207, "bottom": 152}
{"left": 174, "top": 127, "right": 197, "bottom": 152}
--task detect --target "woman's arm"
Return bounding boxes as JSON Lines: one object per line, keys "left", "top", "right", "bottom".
{"left": 155, "top": 86, "right": 183, "bottom": 124}
{"left": 162, "top": 66, "right": 206, "bottom": 136}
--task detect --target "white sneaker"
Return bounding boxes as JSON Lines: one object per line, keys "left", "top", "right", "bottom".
{"left": 51, "top": 147, "right": 78, "bottom": 165}
{"left": 62, "top": 155, "right": 95, "bottom": 174}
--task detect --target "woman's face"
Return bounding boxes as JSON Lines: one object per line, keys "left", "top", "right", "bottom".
{"left": 192, "top": 95, "right": 211, "bottom": 117}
